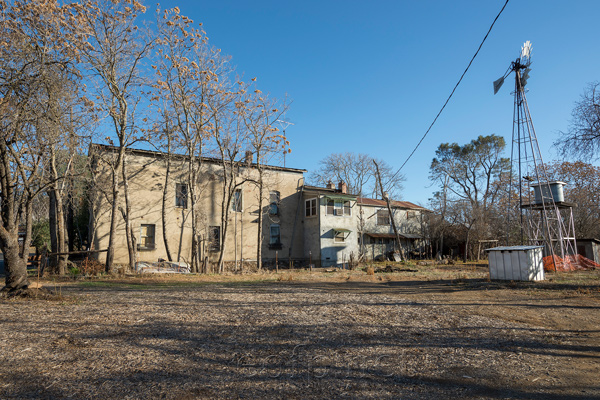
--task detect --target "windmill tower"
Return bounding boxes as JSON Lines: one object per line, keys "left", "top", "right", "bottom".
{"left": 494, "top": 41, "right": 578, "bottom": 269}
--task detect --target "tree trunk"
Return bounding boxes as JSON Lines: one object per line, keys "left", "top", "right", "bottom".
{"left": 105, "top": 147, "right": 125, "bottom": 273}
{"left": 105, "top": 165, "right": 120, "bottom": 273}
{"left": 49, "top": 189, "right": 69, "bottom": 275}
{"left": 121, "top": 156, "right": 136, "bottom": 271}
{"left": 48, "top": 148, "right": 69, "bottom": 275}
{"left": 1, "top": 234, "right": 29, "bottom": 291}
{"left": 256, "top": 168, "right": 264, "bottom": 271}
{"left": 161, "top": 152, "right": 173, "bottom": 262}
{"left": 464, "top": 227, "right": 471, "bottom": 263}
{"left": 373, "top": 160, "right": 405, "bottom": 261}
{"left": 49, "top": 189, "right": 59, "bottom": 273}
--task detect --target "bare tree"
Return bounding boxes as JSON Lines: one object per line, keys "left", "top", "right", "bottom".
{"left": 0, "top": 0, "right": 80, "bottom": 290}
{"left": 311, "top": 153, "right": 404, "bottom": 198}
{"left": 373, "top": 160, "right": 405, "bottom": 261}
{"left": 555, "top": 82, "right": 600, "bottom": 161}
{"left": 241, "top": 89, "right": 290, "bottom": 271}
{"left": 153, "top": 6, "right": 234, "bottom": 272}
{"left": 76, "top": 0, "right": 154, "bottom": 272}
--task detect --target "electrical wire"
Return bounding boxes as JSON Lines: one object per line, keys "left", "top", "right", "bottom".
{"left": 390, "top": 0, "right": 510, "bottom": 181}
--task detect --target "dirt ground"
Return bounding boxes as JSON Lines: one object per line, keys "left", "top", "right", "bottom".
{"left": 1, "top": 263, "right": 599, "bottom": 399}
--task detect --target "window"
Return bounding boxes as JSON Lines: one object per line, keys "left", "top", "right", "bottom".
{"left": 376, "top": 210, "right": 390, "bottom": 226}
{"left": 208, "top": 226, "right": 220, "bottom": 251}
{"left": 407, "top": 210, "right": 416, "bottom": 219}
{"left": 231, "top": 189, "right": 242, "bottom": 212}
{"left": 269, "top": 191, "right": 280, "bottom": 215}
{"left": 343, "top": 200, "right": 351, "bottom": 216}
{"left": 175, "top": 183, "right": 188, "bottom": 208}
{"left": 334, "top": 230, "right": 346, "bottom": 243}
{"left": 327, "top": 200, "right": 335, "bottom": 215}
{"left": 269, "top": 224, "right": 282, "bottom": 249}
{"left": 305, "top": 198, "right": 317, "bottom": 217}
{"left": 327, "top": 199, "right": 351, "bottom": 216}
{"left": 139, "top": 224, "right": 155, "bottom": 250}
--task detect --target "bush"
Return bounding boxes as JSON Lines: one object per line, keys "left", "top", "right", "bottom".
{"left": 32, "top": 219, "right": 50, "bottom": 252}
{"left": 78, "top": 258, "right": 104, "bottom": 276}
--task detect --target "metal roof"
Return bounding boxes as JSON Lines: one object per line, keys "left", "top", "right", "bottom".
{"left": 357, "top": 197, "right": 431, "bottom": 212}
{"left": 486, "top": 245, "right": 544, "bottom": 252}
{"left": 366, "top": 232, "right": 422, "bottom": 239}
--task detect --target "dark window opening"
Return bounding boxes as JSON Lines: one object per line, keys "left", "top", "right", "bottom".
{"left": 208, "top": 226, "right": 221, "bottom": 251}
{"left": 175, "top": 183, "right": 188, "bottom": 208}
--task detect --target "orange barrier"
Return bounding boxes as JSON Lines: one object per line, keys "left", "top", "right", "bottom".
{"left": 543, "top": 254, "right": 600, "bottom": 272}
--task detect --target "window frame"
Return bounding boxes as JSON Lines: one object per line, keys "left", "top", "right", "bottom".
{"left": 269, "top": 224, "right": 282, "bottom": 249}
{"left": 208, "top": 226, "right": 221, "bottom": 252}
{"left": 269, "top": 191, "right": 280, "bottom": 215}
{"left": 328, "top": 199, "right": 351, "bottom": 216}
{"left": 334, "top": 230, "right": 346, "bottom": 243}
{"left": 175, "top": 183, "right": 188, "bottom": 209}
{"left": 231, "top": 189, "right": 242, "bottom": 212}
{"left": 376, "top": 209, "right": 390, "bottom": 226}
{"left": 138, "top": 224, "right": 156, "bottom": 250}
{"left": 305, "top": 198, "right": 317, "bottom": 218}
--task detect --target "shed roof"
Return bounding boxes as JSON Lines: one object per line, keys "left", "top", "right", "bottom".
{"left": 486, "top": 245, "right": 543, "bottom": 252}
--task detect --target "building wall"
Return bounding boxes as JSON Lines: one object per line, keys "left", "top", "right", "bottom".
{"left": 359, "top": 204, "right": 427, "bottom": 260}
{"left": 302, "top": 194, "right": 321, "bottom": 266}
{"left": 360, "top": 205, "right": 424, "bottom": 236}
{"left": 91, "top": 146, "right": 304, "bottom": 267}
{"left": 300, "top": 192, "right": 358, "bottom": 268}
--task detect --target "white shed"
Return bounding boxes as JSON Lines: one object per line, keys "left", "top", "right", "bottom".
{"left": 486, "top": 245, "right": 545, "bottom": 281}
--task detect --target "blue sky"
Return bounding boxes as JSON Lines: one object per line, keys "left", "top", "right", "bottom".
{"left": 169, "top": 0, "right": 600, "bottom": 205}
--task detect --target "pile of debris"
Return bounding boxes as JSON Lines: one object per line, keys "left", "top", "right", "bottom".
{"left": 134, "top": 261, "right": 190, "bottom": 274}
{"left": 374, "top": 265, "right": 418, "bottom": 273}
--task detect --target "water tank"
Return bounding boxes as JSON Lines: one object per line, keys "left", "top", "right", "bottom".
{"left": 530, "top": 181, "right": 566, "bottom": 204}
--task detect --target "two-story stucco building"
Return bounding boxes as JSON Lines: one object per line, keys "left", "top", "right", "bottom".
{"left": 90, "top": 144, "right": 306, "bottom": 270}
{"left": 301, "top": 182, "right": 359, "bottom": 268}
{"left": 90, "top": 144, "right": 430, "bottom": 270}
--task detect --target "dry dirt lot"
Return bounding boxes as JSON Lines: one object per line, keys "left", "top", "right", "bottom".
{"left": 1, "top": 264, "right": 599, "bottom": 399}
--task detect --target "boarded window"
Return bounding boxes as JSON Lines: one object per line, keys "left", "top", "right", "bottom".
{"left": 376, "top": 210, "right": 390, "bottom": 226}
{"left": 139, "top": 224, "right": 155, "bottom": 250}
{"left": 305, "top": 198, "right": 317, "bottom": 217}
{"left": 269, "top": 191, "right": 280, "bottom": 215}
{"left": 208, "top": 226, "right": 220, "bottom": 251}
{"left": 175, "top": 183, "right": 188, "bottom": 208}
{"left": 231, "top": 189, "right": 242, "bottom": 212}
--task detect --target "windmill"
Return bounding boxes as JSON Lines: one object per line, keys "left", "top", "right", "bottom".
{"left": 494, "top": 41, "right": 578, "bottom": 270}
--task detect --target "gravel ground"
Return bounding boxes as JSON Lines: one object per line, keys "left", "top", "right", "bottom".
{"left": 1, "top": 273, "right": 599, "bottom": 399}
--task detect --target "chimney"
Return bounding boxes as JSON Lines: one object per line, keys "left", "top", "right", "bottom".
{"left": 339, "top": 181, "right": 347, "bottom": 194}
{"left": 326, "top": 181, "right": 335, "bottom": 190}
{"left": 245, "top": 151, "right": 252, "bottom": 166}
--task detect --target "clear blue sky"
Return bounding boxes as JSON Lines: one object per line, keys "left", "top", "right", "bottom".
{"left": 169, "top": 0, "right": 600, "bottom": 205}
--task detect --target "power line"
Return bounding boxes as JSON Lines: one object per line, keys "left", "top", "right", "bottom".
{"left": 390, "top": 0, "right": 510, "bottom": 181}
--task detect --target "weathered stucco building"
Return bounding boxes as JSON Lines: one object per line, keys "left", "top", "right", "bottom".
{"left": 90, "top": 144, "right": 430, "bottom": 270}
{"left": 90, "top": 144, "right": 306, "bottom": 269}
{"left": 301, "top": 182, "right": 359, "bottom": 268}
